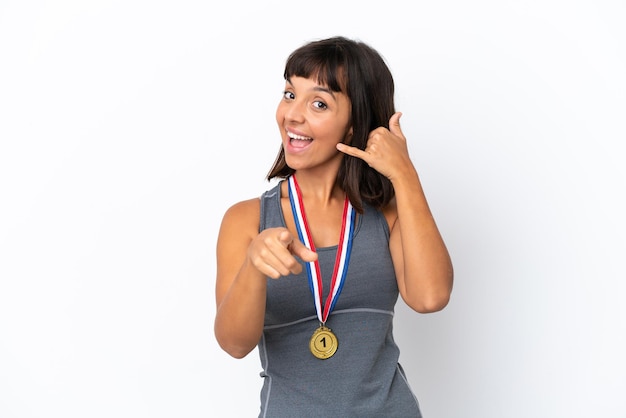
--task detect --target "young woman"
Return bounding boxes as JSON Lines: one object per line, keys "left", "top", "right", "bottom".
{"left": 214, "top": 36, "right": 453, "bottom": 417}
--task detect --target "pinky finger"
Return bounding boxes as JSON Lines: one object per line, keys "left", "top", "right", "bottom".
{"left": 256, "top": 262, "right": 282, "bottom": 279}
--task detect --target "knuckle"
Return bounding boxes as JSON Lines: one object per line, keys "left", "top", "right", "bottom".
{"left": 257, "top": 248, "right": 270, "bottom": 260}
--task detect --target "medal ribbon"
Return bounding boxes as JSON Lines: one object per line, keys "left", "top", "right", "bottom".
{"left": 288, "top": 175, "right": 355, "bottom": 324}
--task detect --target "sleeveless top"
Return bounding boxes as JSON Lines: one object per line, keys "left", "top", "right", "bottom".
{"left": 257, "top": 181, "right": 422, "bottom": 418}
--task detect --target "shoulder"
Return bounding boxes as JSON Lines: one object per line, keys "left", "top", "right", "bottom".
{"left": 221, "top": 182, "right": 282, "bottom": 228}
{"left": 221, "top": 198, "right": 261, "bottom": 226}
{"left": 219, "top": 197, "right": 261, "bottom": 240}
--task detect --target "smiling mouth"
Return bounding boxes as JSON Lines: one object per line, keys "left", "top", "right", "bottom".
{"left": 287, "top": 131, "right": 313, "bottom": 148}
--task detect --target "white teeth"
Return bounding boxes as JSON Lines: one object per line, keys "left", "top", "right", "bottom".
{"left": 287, "top": 131, "right": 312, "bottom": 141}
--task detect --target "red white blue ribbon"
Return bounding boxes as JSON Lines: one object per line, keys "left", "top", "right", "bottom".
{"left": 288, "top": 175, "right": 355, "bottom": 324}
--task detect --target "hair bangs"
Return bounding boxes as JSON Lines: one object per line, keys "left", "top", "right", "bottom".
{"left": 283, "top": 45, "right": 347, "bottom": 93}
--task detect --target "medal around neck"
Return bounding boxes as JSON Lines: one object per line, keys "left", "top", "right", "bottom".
{"left": 288, "top": 175, "right": 355, "bottom": 360}
{"left": 309, "top": 324, "right": 338, "bottom": 359}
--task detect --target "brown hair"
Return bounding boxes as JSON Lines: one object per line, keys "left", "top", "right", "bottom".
{"left": 267, "top": 36, "right": 396, "bottom": 213}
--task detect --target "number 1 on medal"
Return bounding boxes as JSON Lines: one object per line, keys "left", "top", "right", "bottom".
{"left": 309, "top": 325, "right": 338, "bottom": 359}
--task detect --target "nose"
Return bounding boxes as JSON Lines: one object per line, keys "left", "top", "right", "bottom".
{"left": 284, "top": 99, "right": 306, "bottom": 123}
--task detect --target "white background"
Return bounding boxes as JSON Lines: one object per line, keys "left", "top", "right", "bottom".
{"left": 1, "top": 1, "right": 625, "bottom": 417}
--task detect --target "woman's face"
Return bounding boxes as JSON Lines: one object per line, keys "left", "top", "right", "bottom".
{"left": 276, "top": 75, "right": 352, "bottom": 172}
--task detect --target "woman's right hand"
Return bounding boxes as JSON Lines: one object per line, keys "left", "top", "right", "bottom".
{"left": 247, "top": 227, "right": 318, "bottom": 279}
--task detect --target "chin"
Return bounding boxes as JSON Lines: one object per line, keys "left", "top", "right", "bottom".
{"left": 284, "top": 157, "right": 306, "bottom": 171}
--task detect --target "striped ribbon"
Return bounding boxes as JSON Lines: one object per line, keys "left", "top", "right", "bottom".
{"left": 288, "top": 175, "right": 355, "bottom": 324}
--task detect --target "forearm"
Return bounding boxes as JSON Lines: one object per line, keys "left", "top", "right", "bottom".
{"left": 214, "top": 260, "right": 268, "bottom": 358}
{"left": 392, "top": 167, "right": 454, "bottom": 312}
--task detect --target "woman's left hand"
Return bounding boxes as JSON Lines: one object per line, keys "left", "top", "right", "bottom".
{"left": 336, "top": 112, "right": 413, "bottom": 181}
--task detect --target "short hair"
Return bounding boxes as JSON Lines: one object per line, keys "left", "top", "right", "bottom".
{"left": 266, "top": 36, "right": 395, "bottom": 213}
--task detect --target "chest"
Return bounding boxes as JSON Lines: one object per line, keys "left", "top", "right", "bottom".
{"left": 264, "top": 207, "right": 399, "bottom": 326}
{"left": 280, "top": 196, "right": 347, "bottom": 248}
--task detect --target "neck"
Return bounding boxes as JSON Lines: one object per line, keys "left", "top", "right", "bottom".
{"left": 292, "top": 170, "right": 343, "bottom": 207}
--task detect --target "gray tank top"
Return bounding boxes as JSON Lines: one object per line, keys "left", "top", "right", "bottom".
{"left": 257, "top": 181, "right": 422, "bottom": 418}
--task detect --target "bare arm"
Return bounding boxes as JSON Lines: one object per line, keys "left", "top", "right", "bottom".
{"left": 336, "top": 112, "right": 453, "bottom": 313}
{"left": 214, "top": 199, "right": 266, "bottom": 358}
{"left": 214, "top": 198, "right": 317, "bottom": 358}
{"left": 384, "top": 169, "right": 453, "bottom": 312}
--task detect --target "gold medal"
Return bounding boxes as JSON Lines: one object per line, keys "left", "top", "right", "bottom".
{"left": 309, "top": 325, "right": 338, "bottom": 359}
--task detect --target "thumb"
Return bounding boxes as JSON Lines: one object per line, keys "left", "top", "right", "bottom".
{"left": 288, "top": 237, "right": 318, "bottom": 262}
{"left": 389, "top": 112, "right": 403, "bottom": 137}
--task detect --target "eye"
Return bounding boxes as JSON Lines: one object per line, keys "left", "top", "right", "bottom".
{"left": 312, "top": 100, "right": 328, "bottom": 110}
{"left": 283, "top": 91, "right": 295, "bottom": 100}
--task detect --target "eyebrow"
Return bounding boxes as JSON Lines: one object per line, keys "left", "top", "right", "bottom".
{"left": 286, "top": 78, "right": 337, "bottom": 100}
